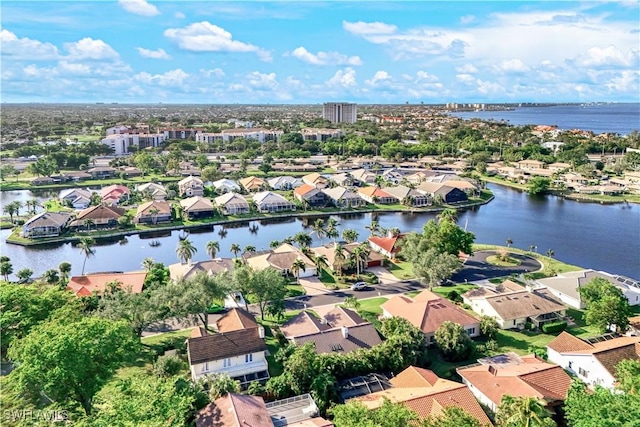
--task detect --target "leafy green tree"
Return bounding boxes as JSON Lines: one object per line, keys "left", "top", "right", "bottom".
{"left": 201, "top": 373, "right": 241, "bottom": 400}
{"left": 527, "top": 177, "right": 551, "bottom": 196}
{"left": 42, "top": 269, "right": 60, "bottom": 284}
{"left": 176, "top": 238, "right": 197, "bottom": 264}
{"left": 496, "top": 395, "right": 556, "bottom": 427}
{"left": 342, "top": 228, "right": 359, "bottom": 244}
{"left": 0, "top": 164, "right": 18, "bottom": 181}
{"left": 97, "top": 288, "right": 167, "bottom": 337}
{"left": 578, "top": 278, "right": 631, "bottom": 333}
{"left": 564, "top": 380, "right": 640, "bottom": 427}
{"left": 1, "top": 260, "right": 13, "bottom": 281}
{"left": 238, "top": 267, "right": 288, "bottom": 320}
{"left": 434, "top": 321, "right": 474, "bottom": 361}
{"left": 423, "top": 406, "right": 482, "bottom": 427}
{"left": 205, "top": 240, "right": 220, "bottom": 259}
{"left": 153, "top": 354, "right": 186, "bottom": 378}
{"left": 16, "top": 268, "right": 33, "bottom": 283}
{"left": 7, "top": 317, "right": 138, "bottom": 415}
{"left": 411, "top": 247, "right": 461, "bottom": 287}
{"left": 77, "top": 237, "right": 96, "bottom": 275}
{"left": 615, "top": 359, "right": 640, "bottom": 394}
{"left": 480, "top": 315, "right": 499, "bottom": 339}
{"left": 331, "top": 399, "right": 418, "bottom": 427}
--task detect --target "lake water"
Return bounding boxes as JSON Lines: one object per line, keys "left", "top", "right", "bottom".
{"left": 1, "top": 184, "right": 638, "bottom": 280}
{"left": 450, "top": 103, "right": 640, "bottom": 135}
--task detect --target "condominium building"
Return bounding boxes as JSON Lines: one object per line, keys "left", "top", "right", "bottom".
{"left": 323, "top": 102, "right": 357, "bottom": 124}
{"left": 100, "top": 133, "right": 166, "bottom": 155}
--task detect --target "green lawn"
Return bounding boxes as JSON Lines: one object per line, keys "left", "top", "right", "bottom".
{"left": 430, "top": 284, "right": 478, "bottom": 299}
{"left": 486, "top": 254, "right": 521, "bottom": 267}
{"left": 356, "top": 297, "right": 388, "bottom": 329}
{"left": 387, "top": 261, "right": 415, "bottom": 280}
{"left": 141, "top": 328, "right": 195, "bottom": 347}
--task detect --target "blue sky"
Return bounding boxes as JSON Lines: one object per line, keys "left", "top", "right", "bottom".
{"left": 1, "top": 1, "right": 639, "bottom": 104}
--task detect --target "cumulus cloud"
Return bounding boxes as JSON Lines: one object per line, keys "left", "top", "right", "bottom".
{"left": 0, "top": 29, "right": 59, "bottom": 60}
{"left": 571, "top": 45, "right": 638, "bottom": 68}
{"left": 460, "top": 15, "right": 475, "bottom": 24}
{"left": 200, "top": 68, "right": 225, "bottom": 78}
{"left": 456, "top": 74, "right": 476, "bottom": 84}
{"left": 174, "top": 11, "right": 185, "bottom": 19}
{"left": 365, "top": 70, "right": 391, "bottom": 86}
{"left": 135, "top": 69, "right": 189, "bottom": 86}
{"left": 290, "top": 47, "right": 362, "bottom": 66}
{"left": 164, "top": 21, "right": 270, "bottom": 61}
{"left": 456, "top": 63, "right": 478, "bottom": 73}
{"left": 118, "top": 0, "right": 160, "bottom": 17}
{"left": 136, "top": 47, "right": 171, "bottom": 59}
{"left": 342, "top": 20, "right": 397, "bottom": 35}
{"left": 327, "top": 67, "right": 357, "bottom": 88}
{"left": 493, "top": 58, "right": 530, "bottom": 73}
{"left": 247, "top": 71, "right": 279, "bottom": 90}
{"left": 64, "top": 38, "right": 119, "bottom": 60}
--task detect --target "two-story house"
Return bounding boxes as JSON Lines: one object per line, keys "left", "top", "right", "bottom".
{"left": 178, "top": 176, "right": 204, "bottom": 197}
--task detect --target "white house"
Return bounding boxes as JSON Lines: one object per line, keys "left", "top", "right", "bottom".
{"left": 178, "top": 176, "right": 204, "bottom": 197}
{"left": 212, "top": 178, "right": 240, "bottom": 194}
{"left": 267, "top": 176, "right": 303, "bottom": 190}
{"left": 59, "top": 188, "right": 92, "bottom": 209}
{"left": 252, "top": 191, "right": 296, "bottom": 213}
{"left": 547, "top": 332, "right": 640, "bottom": 390}
{"left": 136, "top": 182, "right": 167, "bottom": 200}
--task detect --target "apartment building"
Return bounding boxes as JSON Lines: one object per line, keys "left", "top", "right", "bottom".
{"left": 323, "top": 102, "right": 357, "bottom": 124}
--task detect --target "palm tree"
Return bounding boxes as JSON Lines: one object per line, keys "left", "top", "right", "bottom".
{"left": 84, "top": 218, "right": 95, "bottom": 232}
{"left": 42, "top": 269, "right": 59, "bottom": 284}
{"left": 326, "top": 227, "right": 339, "bottom": 244}
{"left": 26, "top": 199, "right": 39, "bottom": 215}
{"left": 333, "top": 244, "right": 347, "bottom": 276}
{"left": 365, "top": 220, "right": 380, "bottom": 237}
{"left": 342, "top": 229, "right": 359, "bottom": 244}
{"left": 374, "top": 175, "right": 385, "bottom": 188}
{"left": 230, "top": 243, "right": 241, "bottom": 258}
{"left": 311, "top": 218, "right": 326, "bottom": 243}
{"left": 293, "top": 232, "right": 313, "bottom": 249}
{"left": 3, "top": 202, "right": 17, "bottom": 223}
{"left": 141, "top": 257, "right": 155, "bottom": 271}
{"left": 1, "top": 260, "right": 13, "bottom": 281}
{"left": 312, "top": 254, "right": 329, "bottom": 275}
{"left": 496, "top": 395, "right": 555, "bottom": 427}
{"left": 77, "top": 237, "right": 96, "bottom": 275}
{"left": 270, "top": 240, "right": 281, "bottom": 249}
{"left": 149, "top": 207, "right": 160, "bottom": 225}
{"left": 545, "top": 249, "right": 555, "bottom": 259}
{"left": 244, "top": 245, "right": 256, "bottom": 254}
{"left": 506, "top": 238, "right": 513, "bottom": 248}
{"left": 290, "top": 258, "right": 306, "bottom": 282}
{"left": 176, "top": 238, "right": 197, "bottom": 264}
{"left": 437, "top": 208, "right": 458, "bottom": 223}
{"left": 350, "top": 244, "right": 370, "bottom": 276}
{"left": 58, "top": 261, "right": 71, "bottom": 283}
{"left": 206, "top": 240, "right": 220, "bottom": 259}
{"left": 12, "top": 201, "right": 22, "bottom": 217}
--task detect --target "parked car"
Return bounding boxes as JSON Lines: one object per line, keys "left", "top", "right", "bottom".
{"left": 350, "top": 281, "right": 369, "bottom": 291}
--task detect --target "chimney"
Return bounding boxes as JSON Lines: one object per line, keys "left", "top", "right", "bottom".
{"left": 341, "top": 326, "right": 349, "bottom": 339}
{"left": 258, "top": 326, "right": 265, "bottom": 339}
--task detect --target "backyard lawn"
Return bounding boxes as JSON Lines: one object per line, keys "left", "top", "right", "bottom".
{"left": 387, "top": 261, "right": 415, "bottom": 280}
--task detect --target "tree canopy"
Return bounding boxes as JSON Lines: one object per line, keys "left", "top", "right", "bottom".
{"left": 578, "top": 277, "right": 631, "bottom": 333}
{"left": 564, "top": 380, "right": 640, "bottom": 427}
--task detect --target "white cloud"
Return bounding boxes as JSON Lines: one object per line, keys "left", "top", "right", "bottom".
{"left": 135, "top": 69, "right": 189, "bottom": 86}
{"left": 460, "top": 15, "right": 475, "bottom": 25}
{"left": 571, "top": 45, "right": 638, "bottom": 68}
{"left": 174, "top": 11, "right": 185, "bottom": 19}
{"left": 136, "top": 47, "right": 171, "bottom": 59}
{"left": 0, "top": 29, "right": 59, "bottom": 60}
{"left": 456, "top": 64, "right": 478, "bottom": 73}
{"left": 342, "top": 20, "right": 397, "bottom": 35}
{"left": 118, "top": 0, "right": 160, "bottom": 17}
{"left": 456, "top": 74, "right": 476, "bottom": 84}
{"left": 365, "top": 70, "right": 391, "bottom": 86}
{"left": 164, "top": 21, "right": 270, "bottom": 61}
{"left": 327, "top": 67, "right": 357, "bottom": 88}
{"left": 200, "top": 68, "right": 225, "bottom": 78}
{"left": 493, "top": 58, "right": 530, "bottom": 73}
{"left": 605, "top": 70, "right": 639, "bottom": 92}
{"left": 246, "top": 71, "right": 279, "bottom": 90}
{"left": 57, "top": 61, "right": 92, "bottom": 75}
{"left": 415, "top": 71, "right": 439, "bottom": 82}
{"left": 290, "top": 47, "right": 362, "bottom": 66}
{"left": 64, "top": 38, "right": 119, "bottom": 60}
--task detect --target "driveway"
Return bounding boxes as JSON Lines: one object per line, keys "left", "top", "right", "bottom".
{"left": 368, "top": 266, "right": 398, "bottom": 285}
{"left": 298, "top": 276, "right": 331, "bottom": 296}
{"left": 451, "top": 250, "right": 541, "bottom": 283}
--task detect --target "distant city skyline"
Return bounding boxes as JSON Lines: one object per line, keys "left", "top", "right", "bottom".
{"left": 1, "top": 1, "right": 638, "bottom": 104}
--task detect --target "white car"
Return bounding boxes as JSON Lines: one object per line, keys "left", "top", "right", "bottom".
{"left": 350, "top": 281, "right": 369, "bottom": 291}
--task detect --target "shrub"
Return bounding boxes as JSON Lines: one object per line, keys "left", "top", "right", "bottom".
{"left": 153, "top": 354, "right": 185, "bottom": 377}
{"left": 541, "top": 321, "right": 567, "bottom": 334}
{"left": 447, "top": 290, "right": 462, "bottom": 303}
{"left": 485, "top": 339, "right": 499, "bottom": 351}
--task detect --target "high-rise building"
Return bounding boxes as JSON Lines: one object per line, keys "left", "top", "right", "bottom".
{"left": 323, "top": 102, "right": 357, "bottom": 123}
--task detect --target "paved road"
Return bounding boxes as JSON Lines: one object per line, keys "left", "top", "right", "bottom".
{"left": 452, "top": 250, "right": 541, "bottom": 283}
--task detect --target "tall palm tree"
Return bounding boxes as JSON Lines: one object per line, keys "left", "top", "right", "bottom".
{"left": 270, "top": 240, "right": 281, "bottom": 249}
{"left": 84, "top": 218, "right": 95, "bottom": 232}
{"left": 1, "top": 261, "right": 13, "bottom": 281}
{"left": 350, "top": 244, "right": 370, "bottom": 276}
{"left": 291, "top": 258, "right": 306, "bottom": 282}
{"left": 342, "top": 229, "right": 359, "bottom": 244}
{"left": 293, "top": 232, "right": 313, "bottom": 249}
{"left": 244, "top": 245, "right": 256, "bottom": 254}
{"left": 58, "top": 261, "right": 71, "bottom": 283}
{"left": 326, "top": 227, "right": 339, "bottom": 244}
{"left": 230, "top": 243, "right": 241, "bottom": 258}
{"left": 333, "top": 244, "right": 347, "bottom": 276}
{"left": 437, "top": 208, "right": 458, "bottom": 223}
{"left": 545, "top": 248, "right": 555, "bottom": 259}
{"left": 496, "top": 395, "right": 555, "bottom": 427}
{"left": 176, "top": 238, "right": 197, "bottom": 264}
{"left": 26, "top": 199, "right": 39, "bottom": 215}
{"left": 312, "top": 254, "right": 329, "bottom": 275}
{"left": 141, "top": 257, "right": 155, "bottom": 271}
{"left": 311, "top": 218, "right": 326, "bottom": 243}
{"left": 3, "top": 203, "right": 17, "bottom": 223}
{"left": 78, "top": 237, "right": 96, "bottom": 275}
{"left": 365, "top": 220, "right": 380, "bottom": 237}
{"left": 206, "top": 240, "right": 220, "bottom": 259}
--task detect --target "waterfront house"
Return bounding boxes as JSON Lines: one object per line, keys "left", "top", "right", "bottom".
{"left": 135, "top": 200, "right": 172, "bottom": 224}
{"left": 351, "top": 169, "right": 377, "bottom": 185}
{"left": 294, "top": 184, "right": 327, "bottom": 207}
{"left": 321, "top": 187, "right": 365, "bottom": 208}
{"left": 440, "top": 179, "right": 478, "bottom": 195}
{"left": 368, "top": 233, "right": 406, "bottom": 259}
{"left": 100, "top": 184, "right": 130, "bottom": 205}
{"left": 87, "top": 166, "right": 117, "bottom": 179}
{"left": 310, "top": 242, "right": 384, "bottom": 272}
{"left": 178, "top": 176, "right": 204, "bottom": 197}
{"left": 547, "top": 332, "right": 640, "bottom": 390}
{"left": 457, "top": 353, "right": 572, "bottom": 413}
{"left": 382, "top": 290, "right": 480, "bottom": 344}
{"left": 21, "top": 211, "right": 71, "bottom": 238}
{"left": 280, "top": 306, "right": 371, "bottom": 338}
{"left": 239, "top": 176, "right": 267, "bottom": 192}
{"left": 136, "top": 182, "right": 167, "bottom": 200}
{"left": 67, "top": 271, "right": 147, "bottom": 297}
{"left": 30, "top": 176, "right": 55, "bottom": 186}
{"left": 381, "top": 168, "right": 404, "bottom": 185}
{"left": 517, "top": 159, "right": 546, "bottom": 170}
{"left": 267, "top": 175, "right": 303, "bottom": 190}
{"left": 417, "top": 182, "right": 468, "bottom": 203}
{"left": 548, "top": 162, "right": 571, "bottom": 172}
{"left": 329, "top": 172, "right": 356, "bottom": 188}
{"left": 382, "top": 185, "right": 431, "bottom": 207}
{"left": 211, "top": 178, "right": 241, "bottom": 194}
{"left": 302, "top": 172, "right": 328, "bottom": 189}
{"left": 350, "top": 366, "right": 491, "bottom": 426}
{"left": 244, "top": 243, "right": 316, "bottom": 278}
{"left": 405, "top": 171, "right": 435, "bottom": 185}
{"left": 252, "top": 191, "right": 296, "bottom": 213}
{"left": 59, "top": 188, "right": 92, "bottom": 209}
{"left": 186, "top": 309, "right": 269, "bottom": 386}
{"left": 168, "top": 258, "right": 234, "bottom": 281}
{"left": 214, "top": 192, "right": 251, "bottom": 215}
{"left": 69, "top": 204, "right": 125, "bottom": 230}
{"left": 357, "top": 187, "right": 398, "bottom": 204}
{"left": 180, "top": 196, "right": 215, "bottom": 220}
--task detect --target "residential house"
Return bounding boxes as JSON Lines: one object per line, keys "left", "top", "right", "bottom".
{"left": 294, "top": 184, "right": 327, "bottom": 207}
{"left": 239, "top": 176, "right": 267, "bottom": 192}
{"left": 135, "top": 200, "right": 172, "bottom": 224}
{"left": 168, "top": 258, "right": 235, "bottom": 281}
{"left": 457, "top": 353, "right": 572, "bottom": 413}
{"left": 547, "top": 332, "right": 640, "bottom": 390}
{"left": 186, "top": 310, "right": 269, "bottom": 385}
{"left": 266, "top": 394, "right": 326, "bottom": 427}
{"left": 548, "top": 162, "right": 571, "bottom": 172}
{"left": 462, "top": 280, "right": 567, "bottom": 329}
{"left": 118, "top": 166, "right": 142, "bottom": 177}
{"left": 100, "top": 184, "right": 130, "bottom": 205}
{"left": 517, "top": 159, "right": 546, "bottom": 170}
{"left": 64, "top": 171, "right": 92, "bottom": 182}
{"left": 351, "top": 169, "right": 377, "bottom": 185}
{"left": 310, "top": 242, "right": 384, "bottom": 273}
{"left": 281, "top": 306, "right": 371, "bottom": 339}
{"left": 30, "top": 176, "right": 55, "bottom": 186}
{"left": 252, "top": 191, "right": 296, "bottom": 213}
{"left": 68, "top": 204, "right": 126, "bottom": 230}
{"left": 180, "top": 196, "right": 215, "bottom": 220}
{"left": 59, "top": 188, "right": 92, "bottom": 209}
{"left": 417, "top": 182, "right": 468, "bottom": 203}
{"left": 267, "top": 175, "right": 303, "bottom": 191}
{"left": 215, "top": 192, "right": 251, "bottom": 215}
{"left": 178, "top": 176, "right": 204, "bottom": 197}
{"left": 562, "top": 173, "right": 589, "bottom": 188}
{"left": 302, "top": 172, "right": 328, "bottom": 189}
{"left": 87, "top": 166, "right": 117, "bottom": 179}
{"left": 351, "top": 366, "right": 492, "bottom": 426}
{"left": 195, "top": 393, "right": 274, "bottom": 427}
{"left": 244, "top": 243, "right": 316, "bottom": 278}
{"left": 405, "top": 171, "right": 436, "bottom": 185}
{"left": 357, "top": 187, "right": 398, "bottom": 204}
{"left": 441, "top": 179, "right": 478, "bottom": 195}
{"left": 329, "top": 172, "right": 356, "bottom": 188}
{"left": 533, "top": 269, "right": 640, "bottom": 309}
{"left": 381, "top": 168, "right": 404, "bottom": 185}
{"left": 322, "top": 187, "right": 365, "bottom": 208}
{"left": 212, "top": 178, "right": 241, "bottom": 194}
{"left": 136, "top": 182, "right": 167, "bottom": 200}
{"left": 67, "top": 271, "right": 147, "bottom": 297}
{"left": 382, "top": 185, "right": 431, "bottom": 207}
{"left": 21, "top": 211, "right": 71, "bottom": 238}
{"left": 368, "top": 233, "right": 406, "bottom": 259}
{"left": 382, "top": 290, "right": 480, "bottom": 344}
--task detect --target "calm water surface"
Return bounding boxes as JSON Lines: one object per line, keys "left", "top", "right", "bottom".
{"left": 1, "top": 184, "right": 638, "bottom": 280}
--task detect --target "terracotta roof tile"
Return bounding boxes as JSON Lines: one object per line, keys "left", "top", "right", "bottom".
{"left": 67, "top": 271, "right": 146, "bottom": 296}
{"left": 216, "top": 308, "right": 259, "bottom": 333}
{"left": 195, "top": 394, "right": 274, "bottom": 427}
{"left": 547, "top": 331, "right": 594, "bottom": 353}
{"left": 280, "top": 311, "right": 329, "bottom": 339}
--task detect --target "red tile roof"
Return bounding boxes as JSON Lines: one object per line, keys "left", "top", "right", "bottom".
{"left": 196, "top": 393, "right": 274, "bottom": 427}
{"left": 216, "top": 308, "right": 259, "bottom": 333}
{"left": 67, "top": 271, "right": 147, "bottom": 296}
{"left": 368, "top": 234, "right": 404, "bottom": 254}
{"left": 294, "top": 183, "right": 317, "bottom": 196}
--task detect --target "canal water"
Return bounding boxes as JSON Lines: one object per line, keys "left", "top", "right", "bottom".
{"left": 1, "top": 184, "right": 638, "bottom": 280}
